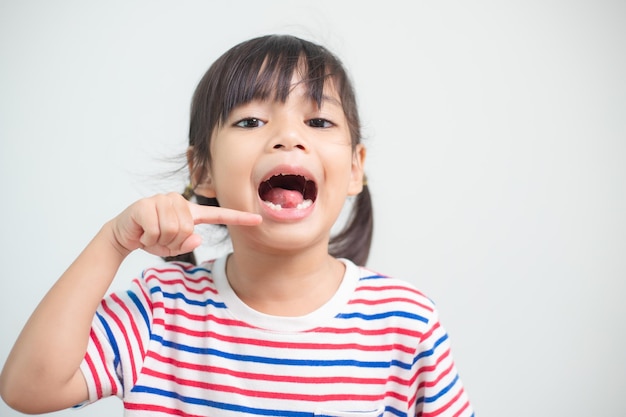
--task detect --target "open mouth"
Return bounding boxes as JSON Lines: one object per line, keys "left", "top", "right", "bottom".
{"left": 258, "top": 174, "right": 318, "bottom": 210}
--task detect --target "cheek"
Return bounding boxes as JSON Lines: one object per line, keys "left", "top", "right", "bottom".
{"left": 323, "top": 148, "right": 355, "bottom": 179}
{"left": 210, "top": 147, "right": 256, "bottom": 199}
{"left": 212, "top": 139, "right": 244, "bottom": 172}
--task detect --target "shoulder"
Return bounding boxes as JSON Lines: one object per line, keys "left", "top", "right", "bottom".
{"left": 354, "top": 265, "right": 436, "bottom": 310}
{"left": 345, "top": 264, "right": 438, "bottom": 329}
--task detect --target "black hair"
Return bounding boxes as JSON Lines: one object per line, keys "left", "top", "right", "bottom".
{"left": 169, "top": 34, "right": 373, "bottom": 266}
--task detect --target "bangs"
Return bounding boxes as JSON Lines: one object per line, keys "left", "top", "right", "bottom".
{"left": 216, "top": 35, "right": 343, "bottom": 124}
{"left": 189, "top": 35, "right": 359, "bottom": 155}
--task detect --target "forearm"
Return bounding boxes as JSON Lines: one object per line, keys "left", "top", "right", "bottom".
{"left": 0, "top": 196, "right": 260, "bottom": 412}
{"left": 0, "top": 221, "right": 129, "bottom": 412}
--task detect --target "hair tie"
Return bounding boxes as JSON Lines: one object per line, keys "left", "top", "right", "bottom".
{"left": 183, "top": 184, "right": 195, "bottom": 200}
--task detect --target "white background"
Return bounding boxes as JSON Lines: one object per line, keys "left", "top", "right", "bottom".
{"left": 1, "top": 1, "right": 625, "bottom": 416}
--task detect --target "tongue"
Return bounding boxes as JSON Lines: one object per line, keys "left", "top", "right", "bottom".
{"left": 264, "top": 188, "right": 304, "bottom": 208}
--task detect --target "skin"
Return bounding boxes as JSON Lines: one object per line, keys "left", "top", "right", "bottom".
{"left": 0, "top": 199, "right": 261, "bottom": 413}
{"left": 194, "top": 79, "right": 365, "bottom": 315}
{"left": 0, "top": 78, "right": 365, "bottom": 413}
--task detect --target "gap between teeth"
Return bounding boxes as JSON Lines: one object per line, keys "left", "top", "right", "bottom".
{"left": 262, "top": 199, "right": 313, "bottom": 211}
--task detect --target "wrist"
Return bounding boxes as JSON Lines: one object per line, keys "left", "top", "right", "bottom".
{"left": 100, "top": 220, "right": 133, "bottom": 260}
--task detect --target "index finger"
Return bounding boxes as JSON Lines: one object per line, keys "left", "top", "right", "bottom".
{"left": 188, "top": 202, "right": 262, "bottom": 226}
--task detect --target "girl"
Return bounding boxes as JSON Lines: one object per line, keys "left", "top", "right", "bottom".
{"left": 0, "top": 35, "right": 473, "bottom": 417}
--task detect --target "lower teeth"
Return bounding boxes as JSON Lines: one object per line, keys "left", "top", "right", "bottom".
{"left": 263, "top": 199, "right": 313, "bottom": 211}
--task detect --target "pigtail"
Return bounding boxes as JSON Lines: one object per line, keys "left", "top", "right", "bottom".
{"left": 329, "top": 182, "right": 373, "bottom": 266}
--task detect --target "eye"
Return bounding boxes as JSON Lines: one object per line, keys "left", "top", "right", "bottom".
{"left": 235, "top": 118, "right": 266, "bottom": 128}
{"left": 307, "top": 118, "right": 333, "bottom": 128}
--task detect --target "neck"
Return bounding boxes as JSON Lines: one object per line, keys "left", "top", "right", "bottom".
{"left": 224, "top": 245, "right": 345, "bottom": 317}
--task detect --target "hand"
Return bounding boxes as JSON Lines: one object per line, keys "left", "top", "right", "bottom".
{"left": 109, "top": 193, "right": 261, "bottom": 257}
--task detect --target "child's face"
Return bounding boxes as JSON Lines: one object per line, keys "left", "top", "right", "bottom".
{"left": 195, "top": 78, "right": 365, "bottom": 253}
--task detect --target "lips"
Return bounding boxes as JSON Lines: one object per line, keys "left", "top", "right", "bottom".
{"left": 258, "top": 170, "right": 318, "bottom": 211}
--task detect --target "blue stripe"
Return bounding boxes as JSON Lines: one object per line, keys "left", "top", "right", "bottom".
{"left": 413, "top": 334, "right": 448, "bottom": 364}
{"left": 359, "top": 274, "right": 387, "bottom": 280}
{"left": 150, "top": 334, "right": 412, "bottom": 369}
{"left": 337, "top": 310, "right": 428, "bottom": 323}
{"left": 180, "top": 265, "right": 212, "bottom": 274}
{"left": 96, "top": 311, "right": 121, "bottom": 373}
{"left": 149, "top": 286, "right": 227, "bottom": 308}
{"left": 127, "top": 290, "right": 150, "bottom": 334}
{"left": 132, "top": 385, "right": 311, "bottom": 416}
{"left": 385, "top": 405, "right": 406, "bottom": 417}
{"left": 415, "top": 373, "right": 460, "bottom": 405}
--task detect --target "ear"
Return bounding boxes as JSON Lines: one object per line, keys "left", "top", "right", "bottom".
{"left": 187, "top": 146, "right": 217, "bottom": 198}
{"left": 347, "top": 144, "right": 367, "bottom": 196}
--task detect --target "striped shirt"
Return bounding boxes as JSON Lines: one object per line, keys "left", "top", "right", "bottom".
{"left": 80, "top": 255, "right": 473, "bottom": 417}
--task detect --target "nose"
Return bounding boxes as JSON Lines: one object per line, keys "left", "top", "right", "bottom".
{"left": 268, "top": 118, "right": 308, "bottom": 152}
{"left": 272, "top": 142, "right": 306, "bottom": 151}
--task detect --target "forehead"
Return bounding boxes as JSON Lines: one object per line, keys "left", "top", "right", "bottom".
{"left": 253, "top": 56, "right": 341, "bottom": 102}
{"left": 285, "top": 73, "right": 343, "bottom": 105}
{"left": 226, "top": 80, "right": 344, "bottom": 122}
{"left": 203, "top": 36, "right": 354, "bottom": 132}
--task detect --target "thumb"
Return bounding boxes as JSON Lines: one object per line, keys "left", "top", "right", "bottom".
{"left": 178, "top": 234, "right": 203, "bottom": 254}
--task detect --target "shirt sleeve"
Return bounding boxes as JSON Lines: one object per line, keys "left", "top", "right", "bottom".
{"left": 79, "top": 277, "right": 153, "bottom": 404}
{"left": 412, "top": 307, "right": 474, "bottom": 417}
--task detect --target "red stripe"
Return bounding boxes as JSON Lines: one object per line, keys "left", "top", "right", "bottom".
{"left": 349, "top": 296, "right": 433, "bottom": 312}
{"left": 386, "top": 389, "right": 408, "bottom": 402}
{"left": 154, "top": 320, "right": 414, "bottom": 353}
{"left": 125, "top": 402, "right": 205, "bottom": 417}
{"left": 156, "top": 304, "right": 422, "bottom": 339}
{"left": 356, "top": 284, "right": 431, "bottom": 301}
{"left": 419, "top": 320, "right": 441, "bottom": 344}
{"left": 387, "top": 374, "right": 412, "bottom": 386}
{"left": 146, "top": 264, "right": 212, "bottom": 276}
{"left": 146, "top": 350, "right": 388, "bottom": 385}
{"left": 88, "top": 328, "right": 118, "bottom": 397}
{"left": 111, "top": 293, "right": 146, "bottom": 367}
{"left": 409, "top": 343, "right": 453, "bottom": 406}
{"left": 409, "top": 349, "right": 450, "bottom": 394}
{"left": 412, "top": 348, "right": 452, "bottom": 387}
{"left": 83, "top": 353, "right": 101, "bottom": 399}
{"left": 419, "top": 360, "right": 455, "bottom": 390}
{"left": 142, "top": 367, "right": 388, "bottom": 402}
{"left": 311, "top": 325, "right": 422, "bottom": 338}
{"left": 101, "top": 299, "right": 138, "bottom": 384}
{"left": 132, "top": 278, "right": 153, "bottom": 312}
{"left": 145, "top": 274, "right": 217, "bottom": 296}
{"left": 145, "top": 266, "right": 214, "bottom": 284}
{"left": 452, "top": 398, "right": 472, "bottom": 417}
{"left": 154, "top": 304, "right": 255, "bottom": 328}
{"left": 421, "top": 387, "right": 468, "bottom": 417}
